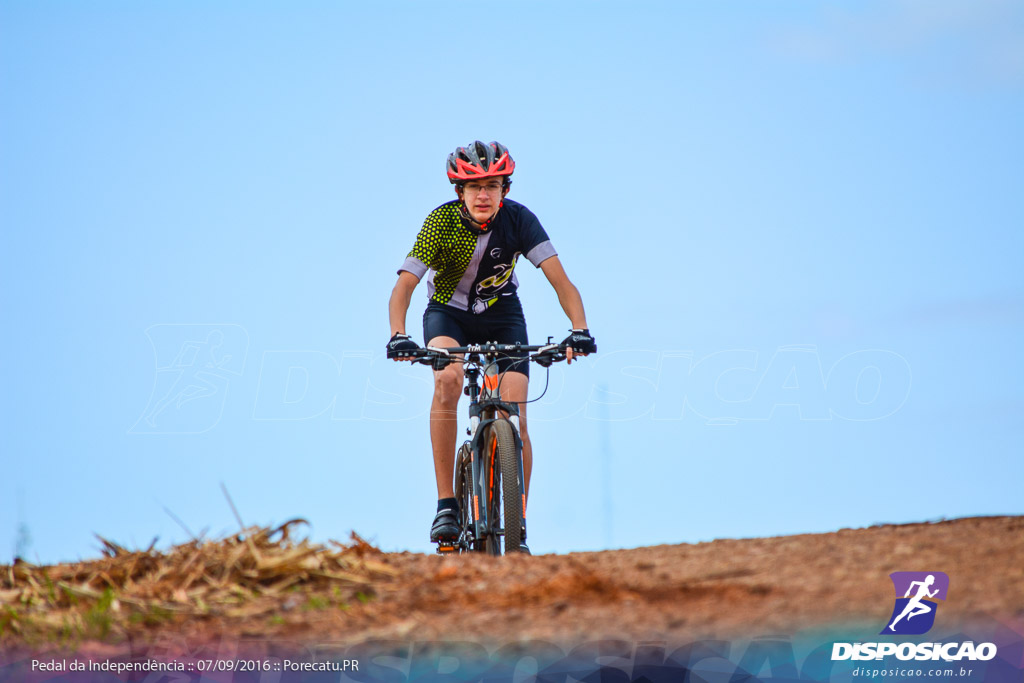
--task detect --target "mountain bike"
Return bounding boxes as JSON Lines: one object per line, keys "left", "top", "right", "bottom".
{"left": 405, "top": 340, "right": 568, "bottom": 555}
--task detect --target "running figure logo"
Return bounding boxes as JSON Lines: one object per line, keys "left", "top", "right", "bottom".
{"left": 130, "top": 324, "right": 248, "bottom": 434}
{"left": 882, "top": 571, "right": 949, "bottom": 635}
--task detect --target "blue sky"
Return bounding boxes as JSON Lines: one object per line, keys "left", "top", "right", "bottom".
{"left": 2, "top": 1, "right": 1022, "bottom": 564}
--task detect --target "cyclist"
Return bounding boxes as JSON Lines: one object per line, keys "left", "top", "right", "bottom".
{"left": 387, "top": 140, "right": 596, "bottom": 552}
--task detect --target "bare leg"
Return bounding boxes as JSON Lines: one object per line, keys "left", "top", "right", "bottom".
{"left": 427, "top": 336, "right": 463, "bottom": 499}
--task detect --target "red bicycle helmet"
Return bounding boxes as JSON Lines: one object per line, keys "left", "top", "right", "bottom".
{"left": 447, "top": 141, "right": 515, "bottom": 185}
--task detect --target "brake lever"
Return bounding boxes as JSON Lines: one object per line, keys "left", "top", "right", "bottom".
{"left": 532, "top": 348, "right": 568, "bottom": 368}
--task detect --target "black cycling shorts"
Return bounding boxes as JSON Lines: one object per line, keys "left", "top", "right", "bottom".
{"left": 422, "top": 296, "right": 530, "bottom": 378}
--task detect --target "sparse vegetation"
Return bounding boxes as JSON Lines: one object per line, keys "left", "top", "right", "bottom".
{"left": 83, "top": 588, "right": 115, "bottom": 639}
{"left": 303, "top": 595, "right": 329, "bottom": 611}
{"left": 0, "top": 524, "right": 392, "bottom": 646}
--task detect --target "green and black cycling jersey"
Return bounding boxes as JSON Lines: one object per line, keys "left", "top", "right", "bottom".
{"left": 398, "top": 199, "right": 557, "bottom": 314}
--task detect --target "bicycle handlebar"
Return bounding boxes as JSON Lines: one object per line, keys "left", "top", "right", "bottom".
{"left": 394, "top": 341, "right": 570, "bottom": 367}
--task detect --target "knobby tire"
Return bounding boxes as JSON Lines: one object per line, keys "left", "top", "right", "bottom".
{"left": 484, "top": 420, "right": 522, "bottom": 555}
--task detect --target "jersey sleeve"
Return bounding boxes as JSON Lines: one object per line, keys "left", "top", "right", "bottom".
{"left": 398, "top": 209, "right": 446, "bottom": 278}
{"left": 519, "top": 206, "right": 557, "bottom": 267}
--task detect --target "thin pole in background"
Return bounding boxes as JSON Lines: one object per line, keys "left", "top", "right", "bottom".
{"left": 599, "top": 383, "right": 613, "bottom": 548}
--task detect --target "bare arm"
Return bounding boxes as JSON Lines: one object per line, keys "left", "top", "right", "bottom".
{"left": 540, "top": 256, "right": 588, "bottom": 329}
{"left": 540, "top": 256, "right": 589, "bottom": 362}
{"left": 389, "top": 270, "right": 421, "bottom": 336}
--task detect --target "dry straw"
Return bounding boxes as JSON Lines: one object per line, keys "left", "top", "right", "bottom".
{"left": 0, "top": 520, "right": 395, "bottom": 643}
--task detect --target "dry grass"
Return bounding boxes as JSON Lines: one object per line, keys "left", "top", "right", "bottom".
{"left": 0, "top": 521, "right": 395, "bottom": 646}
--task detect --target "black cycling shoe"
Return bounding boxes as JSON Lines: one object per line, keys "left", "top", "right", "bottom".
{"left": 430, "top": 509, "right": 459, "bottom": 542}
{"left": 517, "top": 542, "right": 531, "bottom": 555}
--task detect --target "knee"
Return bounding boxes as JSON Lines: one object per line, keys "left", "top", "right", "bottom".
{"left": 433, "top": 367, "right": 463, "bottom": 407}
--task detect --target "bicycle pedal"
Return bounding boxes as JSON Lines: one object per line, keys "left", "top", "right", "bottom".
{"left": 436, "top": 544, "right": 458, "bottom": 554}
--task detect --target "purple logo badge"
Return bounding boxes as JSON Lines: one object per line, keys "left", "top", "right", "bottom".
{"left": 882, "top": 571, "right": 949, "bottom": 635}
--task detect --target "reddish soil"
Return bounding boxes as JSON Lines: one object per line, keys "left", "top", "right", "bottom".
{"left": 288, "top": 516, "right": 1024, "bottom": 646}
{"left": 3, "top": 516, "right": 1023, "bottom": 652}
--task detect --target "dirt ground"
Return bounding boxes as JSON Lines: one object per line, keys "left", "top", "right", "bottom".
{"left": 3, "top": 515, "right": 1023, "bottom": 653}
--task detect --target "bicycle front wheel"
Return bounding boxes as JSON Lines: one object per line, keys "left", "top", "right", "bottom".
{"left": 483, "top": 419, "right": 523, "bottom": 555}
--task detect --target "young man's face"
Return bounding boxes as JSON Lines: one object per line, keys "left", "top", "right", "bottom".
{"left": 459, "top": 177, "right": 507, "bottom": 224}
